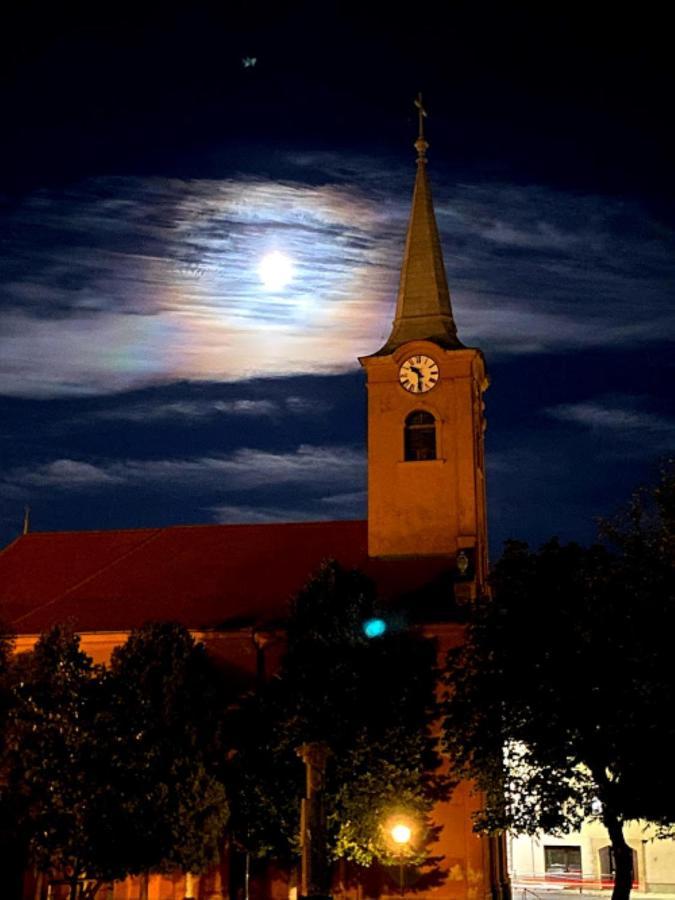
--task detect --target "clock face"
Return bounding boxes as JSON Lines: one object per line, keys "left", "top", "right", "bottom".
{"left": 399, "top": 355, "right": 439, "bottom": 393}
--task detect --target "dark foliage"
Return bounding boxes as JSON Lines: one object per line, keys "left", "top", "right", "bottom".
{"left": 443, "top": 463, "right": 675, "bottom": 900}
{"left": 3, "top": 626, "right": 116, "bottom": 896}
{"left": 1, "top": 621, "right": 230, "bottom": 896}
{"left": 228, "top": 560, "right": 448, "bottom": 877}
{"left": 100, "top": 621, "right": 230, "bottom": 877}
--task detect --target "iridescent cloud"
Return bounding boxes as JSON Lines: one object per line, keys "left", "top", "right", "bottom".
{"left": 1, "top": 157, "right": 673, "bottom": 397}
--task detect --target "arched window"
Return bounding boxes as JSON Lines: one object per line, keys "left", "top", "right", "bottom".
{"left": 404, "top": 410, "right": 436, "bottom": 461}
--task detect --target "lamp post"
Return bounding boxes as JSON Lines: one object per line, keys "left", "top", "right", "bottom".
{"left": 389, "top": 820, "right": 413, "bottom": 897}
{"left": 297, "top": 742, "right": 332, "bottom": 900}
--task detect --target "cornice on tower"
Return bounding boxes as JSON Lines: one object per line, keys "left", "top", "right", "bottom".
{"left": 374, "top": 95, "right": 463, "bottom": 356}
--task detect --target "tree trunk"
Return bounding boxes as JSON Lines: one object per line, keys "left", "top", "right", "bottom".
{"left": 32, "top": 870, "right": 44, "bottom": 900}
{"left": 604, "top": 809, "right": 633, "bottom": 900}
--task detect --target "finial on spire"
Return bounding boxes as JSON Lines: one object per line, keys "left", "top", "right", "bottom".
{"left": 23, "top": 505, "right": 31, "bottom": 535}
{"left": 414, "top": 92, "right": 429, "bottom": 161}
{"left": 366, "top": 92, "right": 462, "bottom": 356}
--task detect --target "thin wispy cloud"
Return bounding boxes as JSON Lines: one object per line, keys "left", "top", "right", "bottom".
{"left": 208, "top": 504, "right": 325, "bottom": 525}
{"left": 209, "top": 489, "right": 367, "bottom": 526}
{"left": 66, "top": 393, "right": 332, "bottom": 425}
{"left": 12, "top": 459, "right": 125, "bottom": 489}
{"left": 91, "top": 398, "right": 282, "bottom": 422}
{"left": 545, "top": 396, "right": 675, "bottom": 457}
{"left": 5, "top": 445, "right": 365, "bottom": 494}
{"left": 1, "top": 158, "right": 673, "bottom": 397}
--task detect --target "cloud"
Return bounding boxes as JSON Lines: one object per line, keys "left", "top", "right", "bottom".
{"left": 92, "top": 397, "right": 281, "bottom": 422}
{"left": 544, "top": 396, "right": 675, "bottom": 457}
{"left": 209, "top": 489, "right": 367, "bottom": 526}
{"left": 113, "top": 445, "right": 365, "bottom": 491}
{"left": 209, "top": 504, "right": 332, "bottom": 525}
{"left": 4, "top": 445, "right": 365, "bottom": 494}
{"left": 547, "top": 401, "right": 672, "bottom": 432}
{"left": 2, "top": 161, "right": 673, "bottom": 397}
{"left": 318, "top": 490, "right": 367, "bottom": 516}
{"left": 89, "top": 395, "right": 330, "bottom": 422}
{"left": 284, "top": 395, "right": 332, "bottom": 415}
{"left": 15, "top": 459, "right": 124, "bottom": 488}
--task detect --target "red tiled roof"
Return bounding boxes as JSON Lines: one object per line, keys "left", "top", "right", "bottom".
{"left": 0, "top": 521, "right": 455, "bottom": 634}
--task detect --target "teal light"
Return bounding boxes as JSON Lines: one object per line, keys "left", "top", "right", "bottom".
{"left": 363, "top": 617, "right": 387, "bottom": 638}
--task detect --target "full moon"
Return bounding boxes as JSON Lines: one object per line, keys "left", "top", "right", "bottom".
{"left": 258, "top": 251, "right": 294, "bottom": 290}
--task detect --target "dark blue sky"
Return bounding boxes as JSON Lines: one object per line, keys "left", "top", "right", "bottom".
{"left": 1, "top": 2, "right": 673, "bottom": 555}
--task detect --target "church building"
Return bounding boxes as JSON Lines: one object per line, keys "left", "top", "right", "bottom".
{"left": 0, "top": 115, "right": 505, "bottom": 900}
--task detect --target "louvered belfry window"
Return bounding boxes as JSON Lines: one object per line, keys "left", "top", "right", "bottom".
{"left": 404, "top": 410, "right": 436, "bottom": 461}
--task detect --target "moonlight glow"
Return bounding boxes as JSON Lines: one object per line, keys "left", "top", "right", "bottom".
{"left": 258, "top": 251, "right": 294, "bottom": 290}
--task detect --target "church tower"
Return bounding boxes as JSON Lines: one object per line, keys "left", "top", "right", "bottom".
{"left": 360, "top": 101, "right": 489, "bottom": 592}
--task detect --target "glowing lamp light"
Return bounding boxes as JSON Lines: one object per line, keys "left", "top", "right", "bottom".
{"left": 258, "top": 251, "right": 294, "bottom": 290}
{"left": 363, "top": 617, "right": 387, "bottom": 638}
{"left": 391, "top": 822, "right": 413, "bottom": 845}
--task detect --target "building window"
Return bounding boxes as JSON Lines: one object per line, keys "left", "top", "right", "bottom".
{"left": 544, "top": 846, "right": 582, "bottom": 877}
{"left": 404, "top": 410, "right": 436, "bottom": 461}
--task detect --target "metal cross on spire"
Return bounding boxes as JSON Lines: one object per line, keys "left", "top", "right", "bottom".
{"left": 414, "top": 92, "right": 429, "bottom": 161}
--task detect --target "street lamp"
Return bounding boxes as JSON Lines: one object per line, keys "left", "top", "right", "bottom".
{"left": 391, "top": 823, "right": 412, "bottom": 846}
{"left": 388, "top": 818, "right": 414, "bottom": 896}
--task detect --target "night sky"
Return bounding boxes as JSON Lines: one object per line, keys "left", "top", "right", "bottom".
{"left": 1, "top": 2, "right": 673, "bottom": 556}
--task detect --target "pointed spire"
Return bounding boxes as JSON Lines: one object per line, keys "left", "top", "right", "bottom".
{"left": 376, "top": 95, "right": 462, "bottom": 355}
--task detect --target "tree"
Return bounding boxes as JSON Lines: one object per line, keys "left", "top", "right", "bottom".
{"left": 442, "top": 464, "right": 675, "bottom": 900}
{"left": 228, "top": 560, "right": 447, "bottom": 892}
{"left": 595, "top": 461, "right": 675, "bottom": 830}
{"left": 101, "top": 622, "right": 230, "bottom": 883}
{"left": 3, "top": 625, "right": 115, "bottom": 899}
{"left": 0, "top": 628, "right": 24, "bottom": 900}
{"left": 2, "top": 622, "right": 230, "bottom": 899}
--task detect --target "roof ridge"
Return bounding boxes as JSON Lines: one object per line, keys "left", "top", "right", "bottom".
{"left": 16, "top": 518, "right": 366, "bottom": 540}
{"left": 10, "top": 527, "right": 165, "bottom": 628}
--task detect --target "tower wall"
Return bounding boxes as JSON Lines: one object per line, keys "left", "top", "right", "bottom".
{"left": 361, "top": 341, "right": 488, "bottom": 585}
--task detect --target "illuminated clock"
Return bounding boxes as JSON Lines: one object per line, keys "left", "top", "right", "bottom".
{"left": 398, "top": 355, "right": 439, "bottom": 393}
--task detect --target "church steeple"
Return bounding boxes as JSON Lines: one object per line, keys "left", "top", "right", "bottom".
{"left": 376, "top": 94, "right": 462, "bottom": 355}
{"left": 360, "top": 99, "right": 488, "bottom": 580}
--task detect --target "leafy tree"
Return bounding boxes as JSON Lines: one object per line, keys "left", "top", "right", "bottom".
{"left": 101, "top": 621, "right": 230, "bottom": 881}
{"left": 442, "top": 464, "right": 675, "bottom": 900}
{"left": 2, "top": 622, "right": 230, "bottom": 898}
{"left": 228, "top": 560, "right": 447, "bottom": 887}
{"left": 3, "top": 625, "right": 115, "bottom": 899}
{"left": 0, "top": 628, "right": 24, "bottom": 900}
{"left": 596, "top": 461, "right": 675, "bottom": 830}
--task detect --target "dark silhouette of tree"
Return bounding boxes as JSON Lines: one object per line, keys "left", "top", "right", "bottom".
{"left": 2, "top": 622, "right": 230, "bottom": 898}
{"left": 0, "top": 628, "right": 24, "bottom": 900}
{"left": 100, "top": 621, "right": 229, "bottom": 882}
{"left": 3, "top": 626, "right": 115, "bottom": 899}
{"left": 443, "top": 463, "right": 675, "bottom": 900}
{"left": 228, "top": 560, "right": 448, "bottom": 892}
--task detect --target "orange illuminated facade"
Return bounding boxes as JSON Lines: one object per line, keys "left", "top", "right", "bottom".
{"left": 362, "top": 343, "right": 488, "bottom": 579}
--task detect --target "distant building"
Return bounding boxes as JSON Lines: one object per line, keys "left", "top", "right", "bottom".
{"left": 510, "top": 821, "right": 675, "bottom": 895}
{"left": 0, "top": 121, "right": 506, "bottom": 900}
